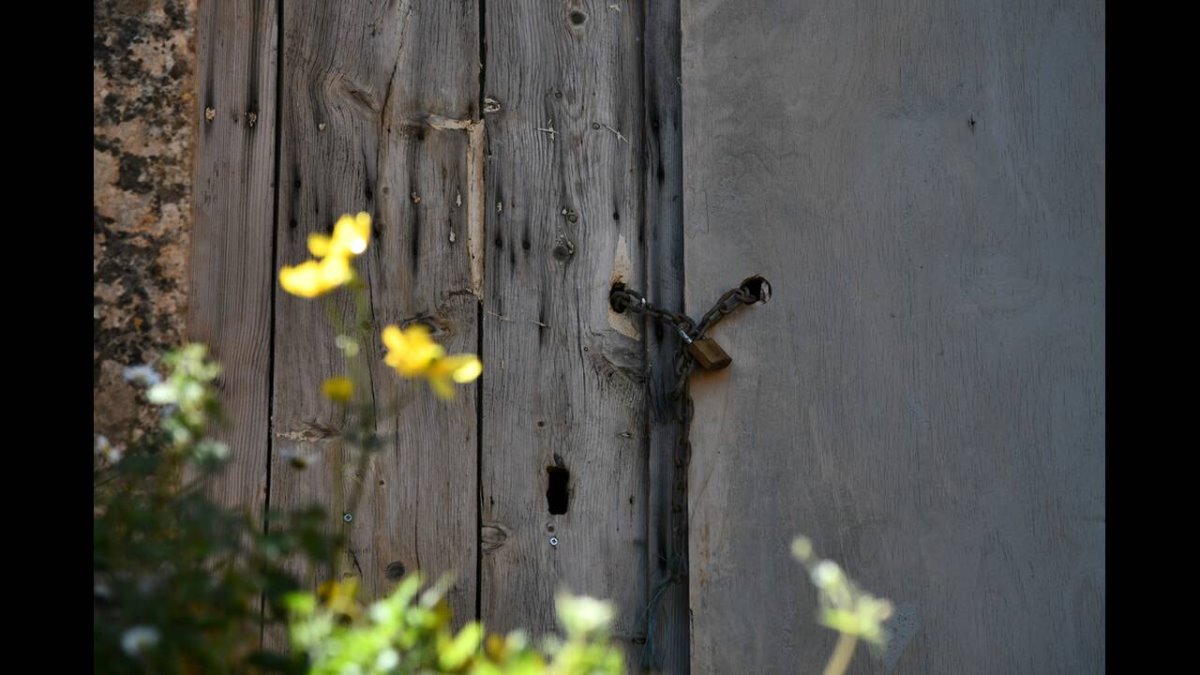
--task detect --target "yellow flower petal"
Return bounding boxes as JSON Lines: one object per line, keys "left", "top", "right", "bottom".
{"left": 279, "top": 260, "right": 327, "bottom": 298}
{"left": 321, "top": 376, "right": 354, "bottom": 403}
{"left": 332, "top": 212, "right": 371, "bottom": 256}
{"left": 429, "top": 375, "right": 456, "bottom": 400}
{"left": 381, "top": 324, "right": 444, "bottom": 376}
{"left": 380, "top": 325, "right": 483, "bottom": 399}
{"left": 279, "top": 255, "right": 354, "bottom": 298}
{"left": 485, "top": 634, "right": 508, "bottom": 662}
{"left": 437, "top": 354, "right": 483, "bottom": 383}
{"left": 420, "top": 354, "right": 482, "bottom": 399}
{"left": 307, "top": 233, "right": 332, "bottom": 258}
{"left": 317, "top": 254, "right": 353, "bottom": 286}
{"left": 381, "top": 325, "right": 402, "bottom": 350}
{"left": 278, "top": 212, "right": 370, "bottom": 299}
{"left": 352, "top": 212, "right": 372, "bottom": 251}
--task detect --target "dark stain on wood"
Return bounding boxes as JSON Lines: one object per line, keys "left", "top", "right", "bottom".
{"left": 384, "top": 560, "right": 407, "bottom": 581}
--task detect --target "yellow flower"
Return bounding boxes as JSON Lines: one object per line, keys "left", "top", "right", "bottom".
{"left": 425, "top": 354, "right": 484, "bottom": 399}
{"left": 278, "top": 255, "right": 352, "bottom": 298}
{"left": 278, "top": 212, "right": 372, "bottom": 298}
{"left": 321, "top": 376, "right": 354, "bottom": 403}
{"left": 484, "top": 634, "right": 509, "bottom": 662}
{"left": 382, "top": 324, "right": 444, "bottom": 375}
{"left": 310, "top": 212, "right": 371, "bottom": 259}
{"left": 316, "top": 578, "right": 361, "bottom": 620}
{"left": 381, "top": 324, "right": 482, "bottom": 399}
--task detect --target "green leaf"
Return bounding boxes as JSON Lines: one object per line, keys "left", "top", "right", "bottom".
{"left": 438, "top": 621, "right": 483, "bottom": 670}
{"left": 284, "top": 592, "right": 317, "bottom": 615}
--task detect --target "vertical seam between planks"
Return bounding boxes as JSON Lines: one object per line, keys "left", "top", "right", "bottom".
{"left": 475, "top": 300, "right": 484, "bottom": 622}
{"left": 673, "top": 1, "right": 687, "bottom": 662}
{"left": 474, "top": 0, "right": 487, "bottom": 624}
{"left": 638, "top": 0, "right": 653, "bottom": 666}
{"left": 642, "top": 0, "right": 688, "bottom": 669}
{"left": 264, "top": 0, "right": 285, "bottom": 537}
{"left": 261, "top": 0, "right": 284, "bottom": 618}
{"left": 672, "top": 5, "right": 685, "bottom": 344}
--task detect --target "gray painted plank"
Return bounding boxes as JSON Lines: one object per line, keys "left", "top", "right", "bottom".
{"left": 189, "top": 0, "right": 278, "bottom": 516}
{"left": 681, "top": 1, "right": 1104, "bottom": 673}
{"left": 268, "top": 0, "right": 480, "bottom": 627}
{"left": 642, "top": 0, "right": 689, "bottom": 672}
{"left": 480, "top": 0, "right": 649, "bottom": 668}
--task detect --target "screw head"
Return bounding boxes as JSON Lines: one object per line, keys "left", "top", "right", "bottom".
{"left": 343, "top": 513, "right": 353, "bottom": 522}
{"left": 549, "top": 536, "right": 559, "bottom": 547}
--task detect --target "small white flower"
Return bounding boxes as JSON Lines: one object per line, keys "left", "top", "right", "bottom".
{"left": 122, "top": 364, "right": 163, "bottom": 387}
{"left": 811, "top": 560, "right": 845, "bottom": 590}
{"left": 335, "top": 334, "right": 361, "bottom": 357}
{"left": 192, "top": 440, "right": 230, "bottom": 463}
{"left": 556, "top": 592, "right": 615, "bottom": 636}
{"left": 147, "top": 383, "right": 176, "bottom": 405}
{"left": 375, "top": 648, "right": 399, "bottom": 671}
{"left": 121, "top": 625, "right": 160, "bottom": 656}
{"left": 368, "top": 601, "right": 393, "bottom": 624}
{"left": 791, "top": 536, "right": 813, "bottom": 561}
{"left": 94, "top": 435, "right": 124, "bottom": 464}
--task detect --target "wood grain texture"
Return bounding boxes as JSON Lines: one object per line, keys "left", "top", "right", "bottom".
{"left": 641, "top": 0, "right": 689, "bottom": 672}
{"left": 268, "top": 0, "right": 480, "bottom": 624}
{"left": 681, "top": 1, "right": 1104, "bottom": 673}
{"left": 189, "top": 0, "right": 278, "bottom": 514}
{"left": 480, "top": 0, "right": 649, "bottom": 667}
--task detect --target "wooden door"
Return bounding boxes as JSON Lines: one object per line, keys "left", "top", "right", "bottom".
{"left": 681, "top": 1, "right": 1104, "bottom": 672}
{"left": 191, "top": 1, "right": 687, "bottom": 671}
{"left": 191, "top": 1, "right": 1104, "bottom": 673}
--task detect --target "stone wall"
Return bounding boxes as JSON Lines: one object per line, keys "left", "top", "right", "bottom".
{"left": 94, "top": 0, "right": 197, "bottom": 439}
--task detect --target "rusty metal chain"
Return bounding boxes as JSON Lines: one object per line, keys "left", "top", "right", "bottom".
{"left": 611, "top": 275, "right": 769, "bottom": 401}
{"left": 609, "top": 275, "right": 770, "bottom": 667}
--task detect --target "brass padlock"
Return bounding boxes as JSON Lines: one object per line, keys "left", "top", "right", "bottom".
{"left": 684, "top": 333, "right": 732, "bottom": 370}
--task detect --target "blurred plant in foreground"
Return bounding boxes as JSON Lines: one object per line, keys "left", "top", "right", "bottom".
{"left": 94, "top": 345, "right": 331, "bottom": 673}
{"left": 94, "top": 343, "right": 620, "bottom": 674}
{"left": 792, "top": 537, "right": 894, "bottom": 675}
{"left": 286, "top": 576, "right": 623, "bottom": 675}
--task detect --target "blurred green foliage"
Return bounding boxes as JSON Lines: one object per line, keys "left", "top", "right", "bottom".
{"left": 94, "top": 345, "right": 328, "bottom": 674}
{"left": 94, "top": 345, "right": 625, "bottom": 675}
{"left": 791, "top": 537, "right": 894, "bottom": 675}
{"left": 286, "top": 577, "right": 623, "bottom": 675}
{"left": 94, "top": 348, "right": 889, "bottom": 675}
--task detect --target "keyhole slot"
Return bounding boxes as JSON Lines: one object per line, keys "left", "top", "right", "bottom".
{"left": 546, "top": 466, "right": 570, "bottom": 515}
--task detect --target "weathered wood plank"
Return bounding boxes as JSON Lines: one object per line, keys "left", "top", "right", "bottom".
{"left": 682, "top": 1, "right": 1105, "bottom": 673}
{"left": 641, "top": 0, "right": 689, "bottom": 672}
{"left": 189, "top": 0, "right": 278, "bottom": 515}
{"left": 480, "top": 0, "right": 649, "bottom": 667}
{"left": 269, "top": 0, "right": 481, "bottom": 626}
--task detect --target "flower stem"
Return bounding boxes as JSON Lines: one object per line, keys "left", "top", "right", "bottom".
{"left": 821, "top": 633, "right": 858, "bottom": 675}
{"left": 330, "top": 434, "right": 345, "bottom": 578}
{"left": 332, "top": 280, "right": 375, "bottom": 580}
